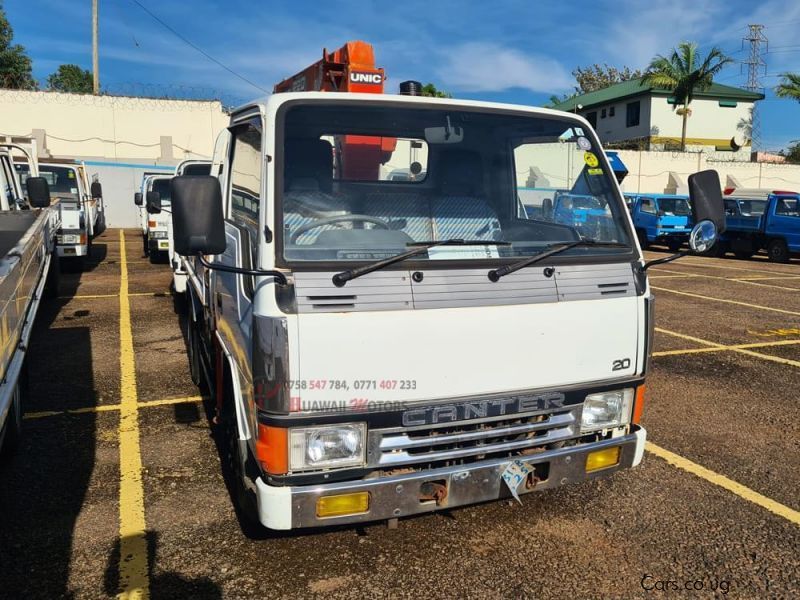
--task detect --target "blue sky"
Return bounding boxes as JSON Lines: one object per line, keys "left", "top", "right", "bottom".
{"left": 6, "top": 0, "right": 800, "bottom": 150}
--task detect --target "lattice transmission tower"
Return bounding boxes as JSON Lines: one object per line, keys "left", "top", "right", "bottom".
{"left": 741, "top": 25, "right": 767, "bottom": 150}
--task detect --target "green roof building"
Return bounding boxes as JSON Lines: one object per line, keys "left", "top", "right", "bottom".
{"left": 551, "top": 78, "right": 763, "bottom": 155}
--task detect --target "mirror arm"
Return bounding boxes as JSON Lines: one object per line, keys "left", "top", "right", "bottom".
{"left": 197, "top": 254, "right": 287, "bottom": 285}
{"left": 641, "top": 251, "right": 689, "bottom": 271}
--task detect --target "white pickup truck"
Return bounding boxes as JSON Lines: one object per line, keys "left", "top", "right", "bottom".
{"left": 0, "top": 143, "right": 58, "bottom": 455}
{"left": 15, "top": 159, "right": 105, "bottom": 267}
{"left": 170, "top": 92, "right": 725, "bottom": 530}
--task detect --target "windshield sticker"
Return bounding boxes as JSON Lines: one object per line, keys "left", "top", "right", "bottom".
{"left": 574, "top": 127, "right": 584, "bottom": 136}
{"left": 583, "top": 152, "right": 599, "bottom": 168}
{"left": 587, "top": 167, "right": 604, "bottom": 176}
{"left": 427, "top": 245, "right": 500, "bottom": 260}
{"left": 68, "top": 171, "right": 75, "bottom": 178}
{"left": 70, "top": 187, "right": 78, "bottom": 193}
{"left": 577, "top": 136, "right": 592, "bottom": 151}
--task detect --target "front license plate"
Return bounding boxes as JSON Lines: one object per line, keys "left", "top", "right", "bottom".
{"left": 501, "top": 458, "right": 533, "bottom": 504}
{"left": 159, "top": 241, "right": 169, "bottom": 249}
{"left": 63, "top": 248, "right": 76, "bottom": 255}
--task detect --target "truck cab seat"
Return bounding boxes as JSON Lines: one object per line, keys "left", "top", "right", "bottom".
{"left": 363, "top": 192, "right": 434, "bottom": 242}
{"left": 283, "top": 139, "right": 352, "bottom": 244}
{"left": 432, "top": 150, "right": 501, "bottom": 241}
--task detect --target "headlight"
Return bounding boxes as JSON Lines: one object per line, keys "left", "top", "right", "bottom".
{"left": 58, "top": 234, "right": 80, "bottom": 245}
{"left": 290, "top": 423, "right": 366, "bottom": 471}
{"left": 151, "top": 230, "right": 169, "bottom": 239}
{"left": 581, "top": 388, "right": 634, "bottom": 433}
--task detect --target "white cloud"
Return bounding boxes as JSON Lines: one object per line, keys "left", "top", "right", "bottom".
{"left": 435, "top": 42, "right": 573, "bottom": 93}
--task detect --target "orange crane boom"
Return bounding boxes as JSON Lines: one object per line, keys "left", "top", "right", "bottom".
{"left": 274, "top": 40, "right": 395, "bottom": 180}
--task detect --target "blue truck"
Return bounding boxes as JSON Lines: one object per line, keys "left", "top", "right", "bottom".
{"left": 623, "top": 193, "right": 693, "bottom": 252}
{"left": 717, "top": 192, "right": 800, "bottom": 262}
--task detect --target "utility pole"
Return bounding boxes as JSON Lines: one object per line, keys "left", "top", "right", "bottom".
{"left": 92, "top": 0, "right": 99, "bottom": 95}
{"left": 742, "top": 24, "right": 767, "bottom": 150}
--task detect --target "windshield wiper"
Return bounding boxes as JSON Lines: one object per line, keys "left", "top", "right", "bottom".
{"left": 487, "top": 238, "right": 629, "bottom": 282}
{"left": 332, "top": 239, "right": 509, "bottom": 287}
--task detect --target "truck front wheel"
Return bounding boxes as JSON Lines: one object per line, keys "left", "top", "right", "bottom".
{"left": 767, "top": 239, "right": 789, "bottom": 263}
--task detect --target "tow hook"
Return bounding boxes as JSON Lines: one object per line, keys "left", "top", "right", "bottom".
{"left": 419, "top": 480, "right": 448, "bottom": 505}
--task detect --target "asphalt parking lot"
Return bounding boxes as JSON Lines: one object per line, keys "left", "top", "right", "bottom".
{"left": 1, "top": 228, "right": 798, "bottom": 599}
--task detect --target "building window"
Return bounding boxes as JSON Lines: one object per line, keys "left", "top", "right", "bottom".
{"left": 601, "top": 108, "right": 607, "bottom": 119}
{"left": 585, "top": 111, "right": 597, "bottom": 128}
{"left": 609, "top": 106, "right": 615, "bottom": 117}
{"left": 626, "top": 101, "right": 640, "bottom": 127}
{"left": 718, "top": 100, "right": 738, "bottom": 108}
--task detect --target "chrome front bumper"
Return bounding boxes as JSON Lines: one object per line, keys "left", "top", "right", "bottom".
{"left": 256, "top": 425, "right": 646, "bottom": 530}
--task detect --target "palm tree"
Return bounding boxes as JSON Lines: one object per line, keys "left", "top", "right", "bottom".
{"left": 642, "top": 42, "right": 733, "bottom": 151}
{"left": 775, "top": 73, "right": 800, "bottom": 101}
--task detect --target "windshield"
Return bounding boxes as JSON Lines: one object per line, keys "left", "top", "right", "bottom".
{"left": 16, "top": 164, "right": 81, "bottom": 196}
{"left": 151, "top": 178, "right": 172, "bottom": 202}
{"left": 656, "top": 197, "right": 690, "bottom": 216}
{"left": 279, "top": 103, "right": 631, "bottom": 263}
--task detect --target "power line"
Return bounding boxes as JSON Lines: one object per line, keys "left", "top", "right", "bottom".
{"left": 128, "top": 0, "right": 268, "bottom": 94}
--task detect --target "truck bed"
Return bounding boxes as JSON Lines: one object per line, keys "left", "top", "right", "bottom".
{"left": 0, "top": 211, "right": 38, "bottom": 260}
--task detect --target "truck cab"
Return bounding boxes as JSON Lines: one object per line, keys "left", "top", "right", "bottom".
{"left": 137, "top": 174, "right": 173, "bottom": 262}
{"left": 15, "top": 160, "right": 104, "bottom": 266}
{"left": 170, "top": 92, "right": 723, "bottom": 531}
{"left": 624, "top": 193, "right": 692, "bottom": 252}
{"left": 168, "top": 160, "right": 212, "bottom": 292}
{"left": 720, "top": 191, "right": 799, "bottom": 262}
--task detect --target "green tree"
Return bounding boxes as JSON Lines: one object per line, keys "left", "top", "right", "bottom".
{"left": 641, "top": 42, "right": 733, "bottom": 151}
{"left": 784, "top": 142, "right": 800, "bottom": 164}
{"left": 775, "top": 72, "right": 800, "bottom": 101}
{"left": 421, "top": 83, "right": 451, "bottom": 98}
{"left": 47, "top": 64, "right": 93, "bottom": 94}
{"left": 572, "top": 64, "right": 643, "bottom": 94}
{"left": 0, "top": 4, "right": 36, "bottom": 89}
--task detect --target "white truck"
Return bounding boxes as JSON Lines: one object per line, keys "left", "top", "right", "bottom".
{"left": 169, "top": 160, "right": 212, "bottom": 292}
{"left": 0, "top": 143, "right": 58, "bottom": 455}
{"left": 170, "top": 92, "right": 724, "bottom": 531}
{"left": 134, "top": 174, "right": 172, "bottom": 263}
{"left": 15, "top": 159, "right": 105, "bottom": 267}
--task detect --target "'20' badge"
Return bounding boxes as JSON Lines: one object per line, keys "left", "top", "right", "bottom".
{"left": 612, "top": 358, "right": 631, "bottom": 371}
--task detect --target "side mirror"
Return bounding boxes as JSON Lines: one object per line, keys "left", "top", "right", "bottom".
{"left": 146, "top": 191, "right": 162, "bottom": 214}
{"left": 688, "top": 220, "right": 717, "bottom": 253}
{"left": 171, "top": 176, "right": 226, "bottom": 255}
{"left": 688, "top": 170, "right": 726, "bottom": 234}
{"left": 134, "top": 192, "right": 143, "bottom": 206}
{"left": 26, "top": 177, "right": 51, "bottom": 208}
{"left": 91, "top": 181, "right": 102, "bottom": 199}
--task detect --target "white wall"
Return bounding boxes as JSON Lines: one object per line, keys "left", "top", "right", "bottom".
{"left": 0, "top": 90, "right": 229, "bottom": 227}
{"left": 649, "top": 95, "right": 753, "bottom": 144}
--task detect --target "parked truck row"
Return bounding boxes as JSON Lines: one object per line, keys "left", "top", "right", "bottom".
{"left": 0, "top": 140, "right": 61, "bottom": 456}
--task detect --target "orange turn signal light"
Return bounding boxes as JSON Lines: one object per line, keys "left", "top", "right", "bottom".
{"left": 632, "top": 385, "right": 646, "bottom": 425}
{"left": 255, "top": 424, "right": 288, "bottom": 475}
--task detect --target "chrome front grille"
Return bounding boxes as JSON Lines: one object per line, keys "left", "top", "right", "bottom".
{"left": 367, "top": 407, "right": 580, "bottom": 468}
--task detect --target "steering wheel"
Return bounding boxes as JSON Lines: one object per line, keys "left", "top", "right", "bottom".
{"left": 290, "top": 214, "right": 392, "bottom": 244}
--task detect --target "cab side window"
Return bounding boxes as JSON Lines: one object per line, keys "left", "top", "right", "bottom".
{"left": 229, "top": 120, "right": 263, "bottom": 265}
{"left": 775, "top": 198, "right": 800, "bottom": 217}
{"left": 640, "top": 198, "right": 655, "bottom": 214}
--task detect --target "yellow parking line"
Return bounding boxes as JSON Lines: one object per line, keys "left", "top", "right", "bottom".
{"left": 653, "top": 338, "right": 800, "bottom": 357}
{"left": 646, "top": 442, "right": 800, "bottom": 526}
{"left": 652, "top": 267, "right": 800, "bottom": 292}
{"left": 651, "top": 286, "right": 800, "bottom": 316}
{"left": 656, "top": 327, "right": 800, "bottom": 368}
{"left": 117, "top": 230, "right": 149, "bottom": 599}
{"left": 23, "top": 396, "right": 204, "bottom": 420}
{"left": 137, "top": 395, "right": 204, "bottom": 409}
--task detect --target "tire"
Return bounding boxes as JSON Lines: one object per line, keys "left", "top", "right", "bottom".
{"left": 220, "top": 400, "right": 264, "bottom": 535}
{"left": 636, "top": 230, "right": 649, "bottom": 250}
{"left": 767, "top": 239, "right": 790, "bottom": 263}
{"left": 95, "top": 213, "right": 106, "bottom": 236}
{"left": 187, "top": 315, "right": 201, "bottom": 386}
{"left": 0, "top": 380, "right": 24, "bottom": 457}
{"left": 143, "top": 235, "right": 149, "bottom": 257}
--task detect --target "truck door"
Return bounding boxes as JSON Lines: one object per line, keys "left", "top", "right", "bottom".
{"left": 636, "top": 197, "right": 657, "bottom": 239}
{"left": 770, "top": 196, "right": 800, "bottom": 251}
{"left": 215, "top": 118, "right": 262, "bottom": 419}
